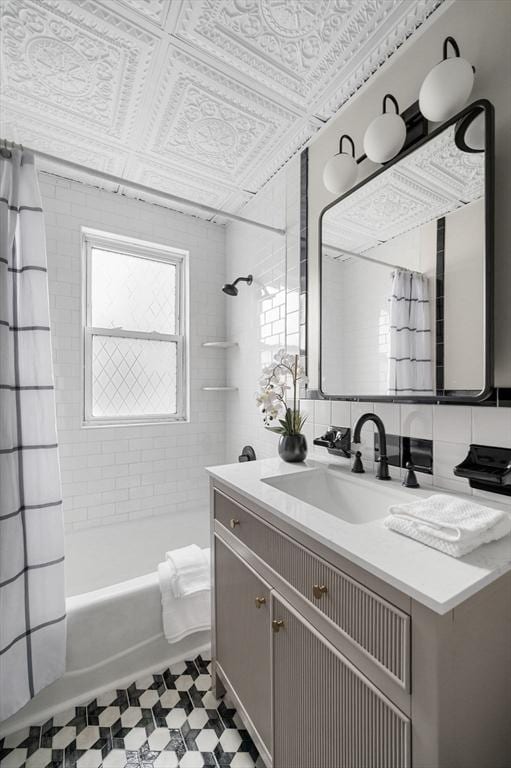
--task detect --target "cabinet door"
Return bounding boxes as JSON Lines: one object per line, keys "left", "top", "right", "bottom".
{"left": 214, "top": 537, "right": 271, "bottom": 752}
{"left": 272, "top": 596, "right": 410, "bottom": 768}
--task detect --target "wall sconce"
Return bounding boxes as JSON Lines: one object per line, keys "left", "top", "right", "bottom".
{"left": 322, "top": 134, "right": 358, "bottom": 196}
{"left": 363, "top": 94, "right": 406, "bottom": 164}
{"left": 419, "top": 36, "right": 474, "bottom": 122}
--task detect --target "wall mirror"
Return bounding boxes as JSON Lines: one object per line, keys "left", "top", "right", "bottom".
{"left": 319, "top": 100, "right": 494, "bottom": 403}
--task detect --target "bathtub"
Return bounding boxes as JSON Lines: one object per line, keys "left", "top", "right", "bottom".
{"left": 0, "top": 507, "right": 211, "bottom": 737}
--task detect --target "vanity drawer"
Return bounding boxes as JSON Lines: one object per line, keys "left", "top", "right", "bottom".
{"left": 214, "top": 488, "right": 410, "bottom": 690}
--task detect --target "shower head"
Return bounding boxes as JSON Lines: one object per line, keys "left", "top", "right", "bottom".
{"left": 222, "top": 274, "right": 253, "bottom": 296}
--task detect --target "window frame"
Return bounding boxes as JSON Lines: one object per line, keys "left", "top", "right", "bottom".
{"left": 81, "top": 227, "right": 189, "bottom": 427}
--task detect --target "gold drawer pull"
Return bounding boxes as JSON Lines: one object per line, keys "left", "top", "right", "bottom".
{"left": 272, "top": 619, "right": 285, "bottom": 633}
{"left": 255, "top": 596, "right": 266, "bottom": 609}
{"left": 313, "top": 584, "right": 328, "bottom": 599}
{"left": 229, "top": 518, "right": 240, "bottom": 529}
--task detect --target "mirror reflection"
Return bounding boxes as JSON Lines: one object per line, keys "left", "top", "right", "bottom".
{"left": 320, "top": 107, "right": 487, "bottom": 398}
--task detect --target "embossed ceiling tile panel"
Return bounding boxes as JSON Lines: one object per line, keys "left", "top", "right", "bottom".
{"left": 0, "top": 106, "right": 128, "bottom": 177}
{"left": 323, "top": 218, "right": 381, "bottom": 254}
{"left": 174, "top": 0, "right": 443, "bottom": 114}
{"left": 331, "top": 167, "right": 459, "bottom": 243}
{"left": 123, "top": 155, "right": 238, "bottom": 211}
{"left": 0, "top": 0, "right": 158, "bottom": 140}
{"left": 242, "top": 116, "right": 319, "bottom": 192}
{"left": 400, "top": 125, "right": 485, "bottom": 203}
{"left": 116, "top": 0, "right": 172, "bottom": 27}
{"left": 145, "top": 47, "right": 298, "bottom": 185}
{"left": 315, "top": 0, "right": 444, "bottom": 119}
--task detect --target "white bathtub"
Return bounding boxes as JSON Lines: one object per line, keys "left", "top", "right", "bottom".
{"left": 0, "top": 508, "right": 211, "bottom": 737}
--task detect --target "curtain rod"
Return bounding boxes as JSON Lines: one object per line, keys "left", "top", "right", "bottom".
{"left": 323, "top": 243, "right": 402, "bottom": 272}
{"left": 0, "top": 140, "right": 286, "bottom": 236}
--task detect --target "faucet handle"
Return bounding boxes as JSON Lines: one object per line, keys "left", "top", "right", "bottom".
{"left": 351, "top": 450, "right": 365, "bottom": 474}
{"left": 402, "top": 461, "right": 420, "bottom": 488}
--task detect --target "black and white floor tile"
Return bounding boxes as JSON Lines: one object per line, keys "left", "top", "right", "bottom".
{"left": 0, "top": 657, "right": 264, "bottom": 768}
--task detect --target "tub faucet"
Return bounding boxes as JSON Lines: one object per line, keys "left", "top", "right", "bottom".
{"left": 352, "top": 413, "right": 391, "bottom": 480}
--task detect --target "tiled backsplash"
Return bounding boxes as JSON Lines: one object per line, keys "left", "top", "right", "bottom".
{"left": 301, "top": 399, "right": 511, "bottom": 505}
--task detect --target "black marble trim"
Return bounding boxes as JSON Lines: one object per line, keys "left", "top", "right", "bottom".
{"left": 299, "top": 147, "right": 308, "bottom": 373}
{"left": 436, "top": 217, "right": 445, "bottom": 391}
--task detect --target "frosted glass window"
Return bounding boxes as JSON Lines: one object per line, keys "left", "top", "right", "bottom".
{"left": 91, "top": 249, "right": 176, "bottom": 333}
{"left": 83, "top": 229, "right": 187, "bottom": 425}
{"left": 92, "top": 336, "right": 177, "bottom": 417}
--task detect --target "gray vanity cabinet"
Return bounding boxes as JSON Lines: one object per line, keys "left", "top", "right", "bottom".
{"left": 272, "top": 596, "right": 410, "bottom": 768}
{"left": 214, "top": 537, "right": 272, "bottom": 753}
{"left": 211, "top": 480, "right": 511, "bottom": 768}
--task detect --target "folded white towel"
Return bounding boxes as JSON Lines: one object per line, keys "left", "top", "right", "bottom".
{"left": 165, "top": 544, "right": 210, "bottom": 598}
{"left": 158, "top": 549, "right": 211, "bottom": 643}
{"left": 384, "top": 494, "right": 511, "bottom": 557}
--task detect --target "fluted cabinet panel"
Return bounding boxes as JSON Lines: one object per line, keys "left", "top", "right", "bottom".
{"left": 214, "top": 537, "right": 272, "bottom": 752}
{"left": 272, "top": 597, "right": 410, "bottom": 768}
{"left": 215, "top": 490, "right": 410, "bottom": 688}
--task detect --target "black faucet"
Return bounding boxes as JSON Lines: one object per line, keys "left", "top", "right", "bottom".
{"left": 352, "top": 413, "right": 391, "bottom": 481}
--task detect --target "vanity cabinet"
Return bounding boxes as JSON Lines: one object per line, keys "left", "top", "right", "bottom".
{"left": 214, "top": 537, "right": 272, "bottom": 753}
{"left": 211, "top": 480, "right": 511, "bottom": 768}
{"left": 272, "top": 596, "right": 410, "bottom": 768}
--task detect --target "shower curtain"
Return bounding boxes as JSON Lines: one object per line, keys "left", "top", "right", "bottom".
{"left": 387, "top": 269, "right": 432, "bottom": 395}
{"left": 0, "top": 149, "right": 65, "bottom": 721}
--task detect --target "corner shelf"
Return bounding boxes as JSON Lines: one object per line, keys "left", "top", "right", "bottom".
{"left": 202, "top": 341, "right": 238, "bottom": 349}
{"left": 202, "top": 386, "right": 238, "bottom": 391}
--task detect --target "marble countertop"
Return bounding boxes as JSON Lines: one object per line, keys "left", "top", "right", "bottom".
{"left": 206, "top": 456, "right": 511, "bottom": 615}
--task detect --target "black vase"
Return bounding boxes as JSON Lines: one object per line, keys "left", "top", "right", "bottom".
{"left": 278, "top": 434, "right": 308, "bottom": 463}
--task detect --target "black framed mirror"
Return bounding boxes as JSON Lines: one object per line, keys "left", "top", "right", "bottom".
{"left": 317, "top": 99, "right": 494, "bottom": 403}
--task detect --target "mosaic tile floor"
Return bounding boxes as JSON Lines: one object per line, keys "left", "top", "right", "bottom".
{"left": 0, "top": 656, "right": 264, "bottom": 768}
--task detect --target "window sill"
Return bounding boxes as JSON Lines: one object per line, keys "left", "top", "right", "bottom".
{"left": 81, "top": 416, "right": 189, "bottom": 429}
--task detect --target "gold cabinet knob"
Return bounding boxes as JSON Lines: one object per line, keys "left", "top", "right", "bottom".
{"left": 272, "top": 619, "right": 285, "bottom": 633}
{"left": 255, "top": 596, "right": 266, "bottom": 609}
{"left": 229, "top": 518, "right": 240, "bottom": 529}
{"left": 313, "top": 584, "right": 328, "bottom": 599}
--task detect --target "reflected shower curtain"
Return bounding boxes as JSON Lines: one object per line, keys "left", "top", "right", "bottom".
{"left": 387, "top": 269, "right": 432, "bottom": 395}
{"left": 0, "top": 149, "right": 65, "bottom": 720}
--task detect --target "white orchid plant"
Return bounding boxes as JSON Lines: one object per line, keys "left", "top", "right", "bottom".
{"left": 256, "top": 350, "right": 308, "bottom": 436}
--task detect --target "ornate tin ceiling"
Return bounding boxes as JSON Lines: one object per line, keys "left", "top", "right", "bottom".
{"left": 0, "top": 0, "right": 444, "bottom": 216}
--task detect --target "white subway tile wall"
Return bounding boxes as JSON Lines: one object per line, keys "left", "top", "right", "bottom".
{"left": 225, "top": 156, "right": 300, "bottom": 462}
{"left": 41, "top": 173, "right": 227, "bottom": 532}
{"left": 303, "top": 399, "right": 511, "bottom": 503}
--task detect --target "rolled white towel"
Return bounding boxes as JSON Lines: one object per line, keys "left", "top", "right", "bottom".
{"left": 165, "top": 544, "right": 210, "bottom": 598}
{"left": 384, "top": 494, "right": 511, "bottom": 557}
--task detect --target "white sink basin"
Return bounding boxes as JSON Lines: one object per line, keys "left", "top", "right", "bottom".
{"left": 262, "top": 467, "right": 407, "bottom": 525}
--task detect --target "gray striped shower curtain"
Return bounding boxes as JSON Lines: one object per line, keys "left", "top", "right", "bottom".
{"left": 387, "top": 269, "right": 432, "bottom": 396}
{"left": 0, "top": 149, "right": 65, "bottom": 721}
